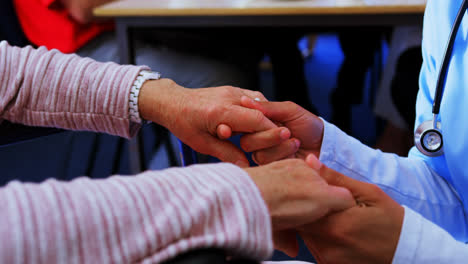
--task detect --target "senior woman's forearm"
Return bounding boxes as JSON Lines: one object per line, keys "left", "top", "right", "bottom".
{"left": 0, "top": 163, "right": 273, "bottom": 263}
{"left": 0, "top": 41, "right": 146, "bottom": 138}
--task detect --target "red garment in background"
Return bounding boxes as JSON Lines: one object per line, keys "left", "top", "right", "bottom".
{"left": 14, "top": 0, "right": 113, "bottom": 53}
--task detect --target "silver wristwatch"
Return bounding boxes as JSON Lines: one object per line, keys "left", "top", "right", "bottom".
{"left": 129, "top": 70, "right": 161, "bottom": 124}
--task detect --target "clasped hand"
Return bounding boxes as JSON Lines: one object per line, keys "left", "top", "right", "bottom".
{"left": 236, "top": 100, "right": 404, "bottom": 263}
{"left": 246, "top": 154, "right": 403, "bottom": 263}
{"left": 138, "top": 80, "right": 277, "bottom": 167}
{"left": 139, "top": 81, "right": 404, "bottom": 263}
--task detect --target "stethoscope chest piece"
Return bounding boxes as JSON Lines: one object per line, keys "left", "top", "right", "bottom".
{"left": 413, "top": 0, "right": 468, "bottom": 157}
{"left": 415, "top": 120, "right": 444, "bottom": 157}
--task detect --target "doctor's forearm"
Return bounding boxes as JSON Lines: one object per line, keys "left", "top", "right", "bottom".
{"left": 319, "top": 120, "right": 467, "bottom": 238}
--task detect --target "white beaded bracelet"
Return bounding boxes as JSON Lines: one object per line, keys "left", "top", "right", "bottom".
{"left": 129, "top": 70, "right": 161, "bottom": 124}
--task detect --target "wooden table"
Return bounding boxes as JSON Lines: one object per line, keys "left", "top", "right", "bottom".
{"left": 95, "top": 0, "right": 426, "bottom": 17}
{"left": 94, "top": 0, "right": 426, "bottom": 64}
{"left": 93, "top": 0, "right": 426, "bottom": 172}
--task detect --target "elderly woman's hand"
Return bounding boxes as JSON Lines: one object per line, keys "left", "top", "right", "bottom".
{"left": 297, "top": 155, "right": 404, "bottom": 264}
{"left": 138, "top": 79, "right": 276, "bottom": 167}
{"left": 244, "top": 157, "right": 355, "bottom": 257}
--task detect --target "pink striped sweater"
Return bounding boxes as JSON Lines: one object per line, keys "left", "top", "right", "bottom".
{"left": 0, "top": 41, "right": 273, "bottom": 263}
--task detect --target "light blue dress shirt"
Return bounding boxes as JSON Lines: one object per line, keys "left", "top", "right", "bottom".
{"left": 412, "top": 0, "right": 468, "bottom": 220}
{"left": 319, "top": 0, "right": 468, "bottom": 262}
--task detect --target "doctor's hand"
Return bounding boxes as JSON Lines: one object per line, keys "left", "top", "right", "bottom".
{"left": 298, "top": 156, "right": 404, "bottom": 264}
{"left": 236, "top": 99, "right": 324, "bottom": 165}
{"left": 244, "top": 158, "right": 355, "bottom": 257}
{"left": 138, "top": 79, "right": 276, "bottom": 167}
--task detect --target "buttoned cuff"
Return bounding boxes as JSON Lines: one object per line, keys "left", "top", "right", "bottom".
{"left": 318, "top": 117, "right": 341, "bottom": 169}
{"left": 317, "top": 118, "right": 378, "bottom": 183}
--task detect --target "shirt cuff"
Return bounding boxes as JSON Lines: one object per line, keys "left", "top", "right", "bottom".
{"left": 318, "top": 117, "right": 338, "bottom": 166}
{"left": 392, "top": 206, "right": 421, "bottom": 263}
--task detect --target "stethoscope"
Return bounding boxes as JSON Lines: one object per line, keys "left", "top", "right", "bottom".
{"left": 415, "top": 0, "right": 468, "bottom": 157}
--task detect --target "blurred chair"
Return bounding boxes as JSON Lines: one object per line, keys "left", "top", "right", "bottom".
{"left": 331, "top": 28, "right": 389, "bottom": 135}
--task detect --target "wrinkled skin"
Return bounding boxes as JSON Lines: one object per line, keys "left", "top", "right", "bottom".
{"left": 139, "top": 79, "right": 275, "bottom": 167}
{"left": 245, "top": 157, "right": 355, "bottom": 256}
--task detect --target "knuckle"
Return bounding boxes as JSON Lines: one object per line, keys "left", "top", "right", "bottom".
{"left": 224, "top": 85, "right": 236, "bottom": 94}
{"left": 284, "top": 101, "right": 297, "bottom": 108}
{"left": 284, "top": 101, "right": 302, "bottom": 112}
{"left": 253, "top": 91, "right": 264, "bottom": 98}
{"left": 217, "top": 86, "right": 232, "bottom": 97}
{"left": 253, "top": 109, "right": 265, "bottom": 124}
{"left": 205, "top": 104, "right": 222, "bottom": 120}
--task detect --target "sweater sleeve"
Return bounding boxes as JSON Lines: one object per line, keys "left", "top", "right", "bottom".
{"left": 0, "top": 40, "right": 148, "bottom": 138}
{"left": 0, "top": 163, "right": 273, "bottom": 263}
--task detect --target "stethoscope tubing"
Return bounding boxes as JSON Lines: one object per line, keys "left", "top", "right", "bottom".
{"left": 415, "top": 0, "right": 468, "bottom": 157}
{"left": 433, "top": 0, "right": 468, "bottom": 115}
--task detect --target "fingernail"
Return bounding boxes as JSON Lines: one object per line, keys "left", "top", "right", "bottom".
{"left": 280, "top": 128, "right": 290, "bottom": 140}
{"left": 235, "top": 160, "right": 249, "bottom": 167}
{"left": 251, "top": 154, "right": 259, "bottom": 164}
{"left": 306, "top": 154, "right": 322, "bottom": 170}
{"left": 294, "top": 139, "right": 301, "bottom": 149}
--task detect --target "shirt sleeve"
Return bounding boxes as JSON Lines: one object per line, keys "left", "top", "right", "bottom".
{"left": 0, "top": 163, "right": 273, "bottom": 263}
{"left": 393, "top": 206, "right": 468, "bottom": 263}
{"left": 0, "top": 41, "right": 147, "bottom": 138}
{"left": 318, "top": 118, "right": 468, "bottom": 240}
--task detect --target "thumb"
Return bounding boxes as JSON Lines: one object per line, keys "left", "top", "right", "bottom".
{"left": 306, "top": 154, "right": 362, "bottom": 194}
{"left": 323, "top": 185, "right": 356, "bottom": 212}
{"left": 305, "top": 155, "right": 355, "bottom": 212}
{"left": 201, "top": 135, "right": 250, "bottom": 167}
{"left": 216, "top": 124, "right": 232, "bottom": 140}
